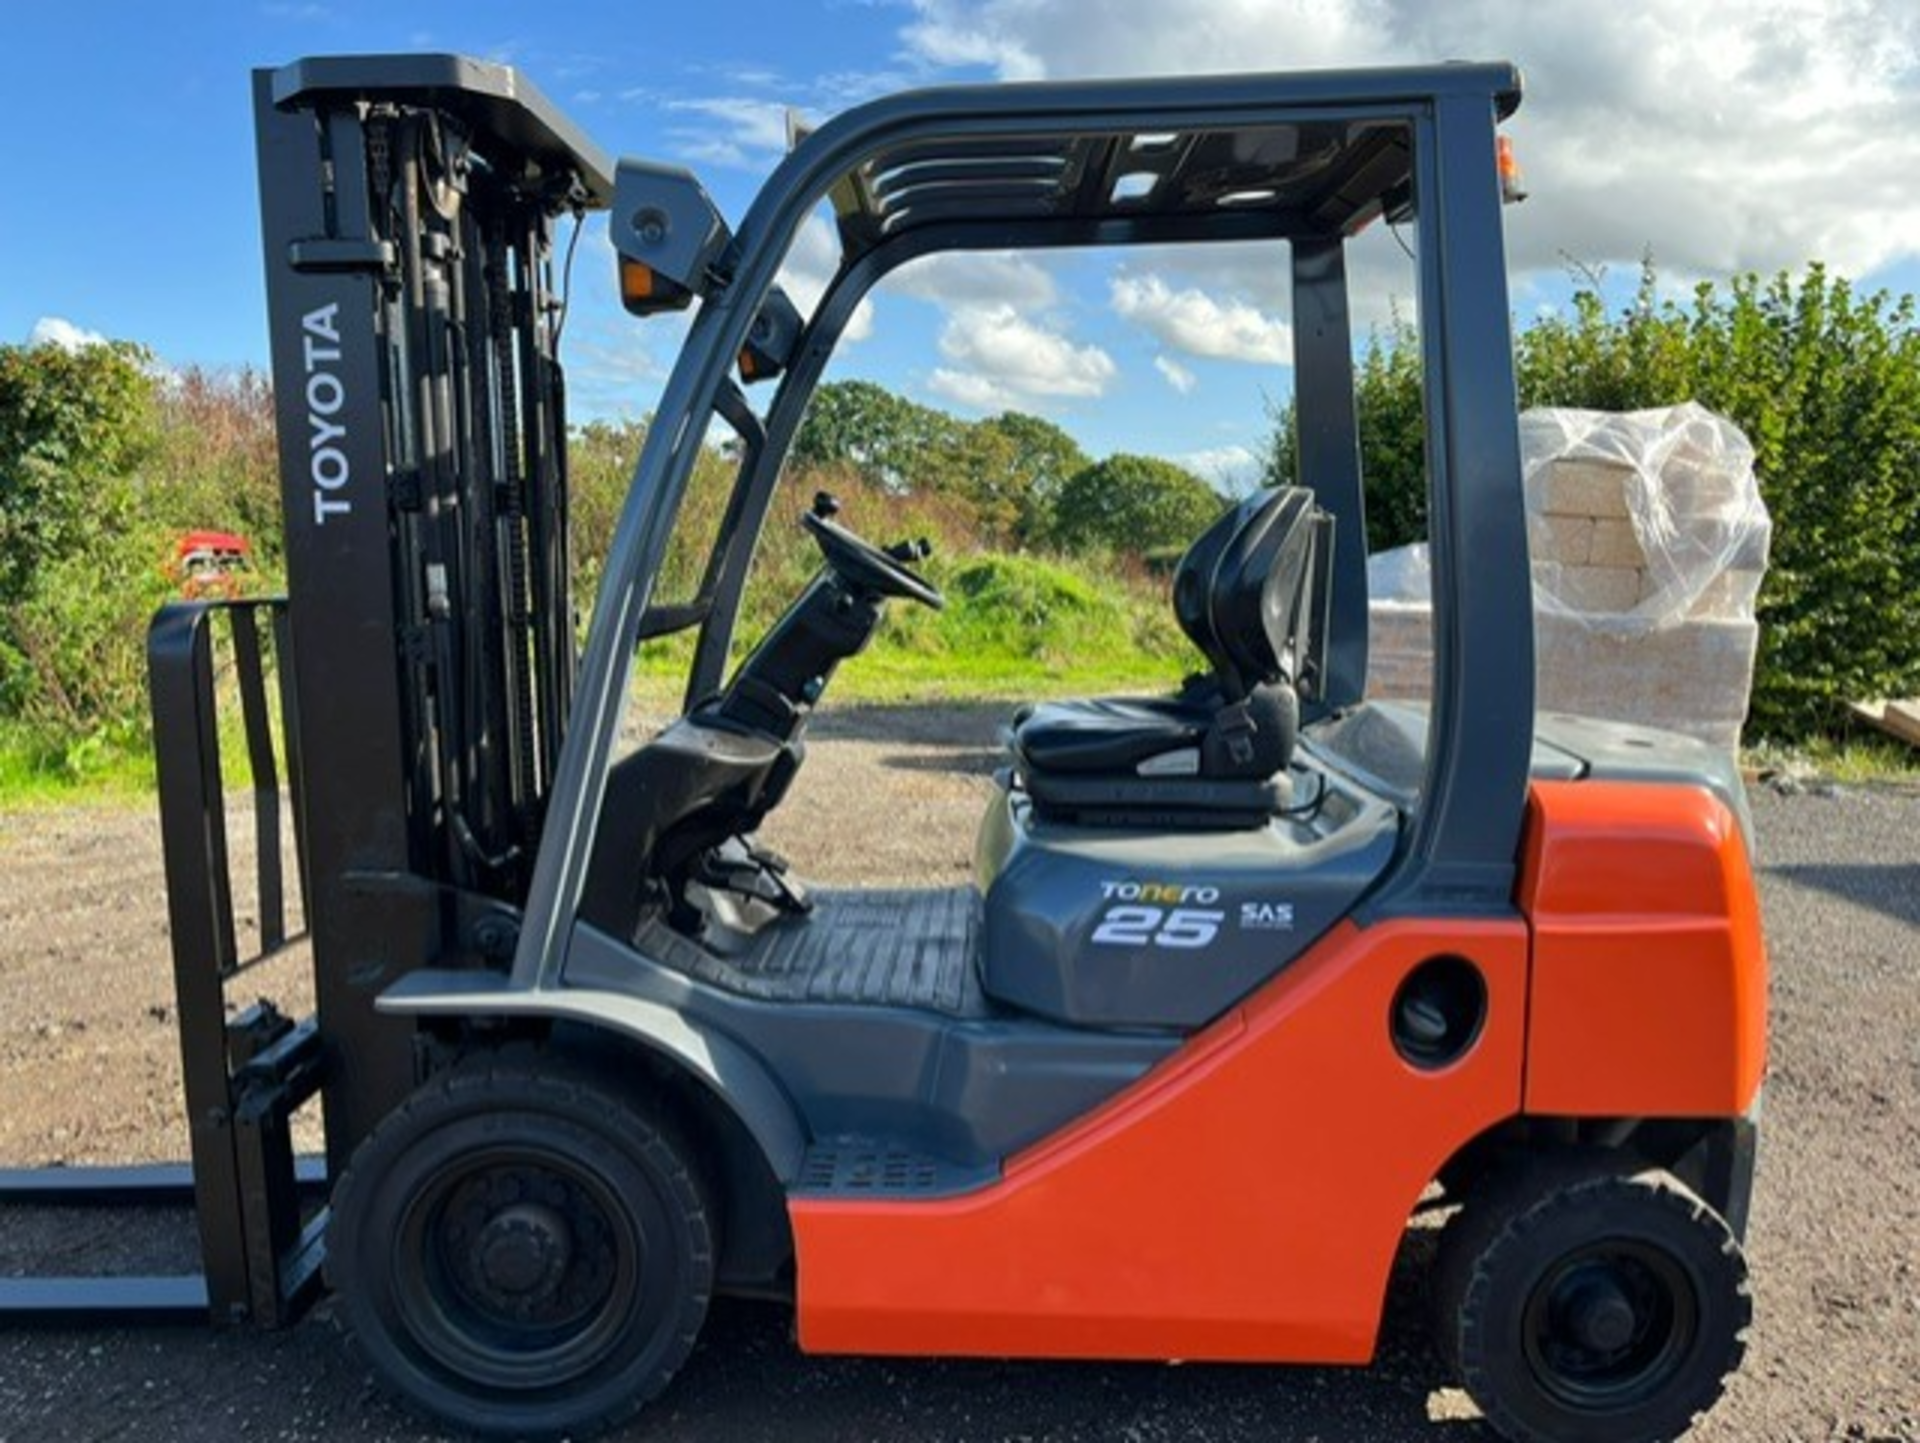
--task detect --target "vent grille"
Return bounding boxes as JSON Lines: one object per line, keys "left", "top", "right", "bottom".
{"left": 801, "top": 1145, "right": 948, "bottom": 1195}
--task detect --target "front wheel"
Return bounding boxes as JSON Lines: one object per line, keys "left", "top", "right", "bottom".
{"left": 326, "top": 1050, "right": 715, "bottom": 1440}
{"left": 1433, "top": 1163, "right": 1750, "bottom": 1443}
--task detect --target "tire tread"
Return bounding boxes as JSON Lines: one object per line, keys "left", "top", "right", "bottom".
{"left": 326, "top": 1043, "right": 715, "bottom": 1441}
{"left": 1433, "top": 1158, "right": 1750, "bottom": 1443}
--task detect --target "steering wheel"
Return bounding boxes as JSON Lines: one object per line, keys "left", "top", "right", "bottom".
{"left": 802, "top": 493, "right": 945, "bottom": 610}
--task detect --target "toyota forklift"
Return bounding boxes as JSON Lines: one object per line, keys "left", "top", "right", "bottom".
{"left": 1, "top": 53, "right": 1765, "bottom": 1443}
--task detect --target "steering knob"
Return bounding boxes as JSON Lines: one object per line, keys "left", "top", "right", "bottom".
{"left": 811, "top": 491, "right": 841, "bottom": 519}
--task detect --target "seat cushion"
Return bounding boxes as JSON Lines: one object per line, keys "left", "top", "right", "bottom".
{"left": 1013, "top": 696, "right": 1210, "bottom": 776}
{"left": 1014, "top": 682, "right": 1297, "bottom": 783}
{"left": 1018, "top": 766, "right": 1290, "bottom": 830}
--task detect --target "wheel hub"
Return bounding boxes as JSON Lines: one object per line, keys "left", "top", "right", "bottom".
{"left": 434, "top": 1165, "right": 623, "bottom": 1332}
{"left": 475, "top": 1203, "right": 574, "bottom": 1304}
{"left": 1561, "top": 1273, "right": 1639, "bottom": 1354}
{"left": 1524, "top": 1243, "right": 1697, "bottom": 1411}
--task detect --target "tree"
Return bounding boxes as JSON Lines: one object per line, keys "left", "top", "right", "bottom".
{"left": 923, "top": 421, "right": 1023, "bottom": 540}
{"left": 791, "top": 379, "right": 961, "bottom": 491}
{"left": 0, "top": 339, "right": 156, "bottom": 606}
{"left": 977, "top": 411, "right": 1089, "bottom": 541}
{"left": 0, "top": 338, "right": 166, "bottom": 743}
{"left": 1265, "top": 312, "right": 1426, "bottom": 550}
{"left": 1042, "top": 454, "right": 1226, "bottom": 556}
{"left": 1259, "top": 261, "right": 1920, "bottom": 738}
{"left": 567, "top": 418, "right": 650, "bottom": 597}
{"left": 143, "top": 366, "right": 283, "bottom": 569}
{"left": 791, "top": 382, "right": 1095, "bottom": 542}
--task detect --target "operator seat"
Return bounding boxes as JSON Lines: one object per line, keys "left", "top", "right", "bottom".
{"left": 1009, "top": 485, "right": 1324, "bottom": 827}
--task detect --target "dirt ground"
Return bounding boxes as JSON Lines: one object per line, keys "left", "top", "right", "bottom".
{"left": 1, "top": 702, "right": 1916, "bottom": 1442}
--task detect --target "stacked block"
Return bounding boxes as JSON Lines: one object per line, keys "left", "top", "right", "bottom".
{"left": 1365, "top": 601, "right": 1433, "bottom": 704}
{"left": 1364, "top": 406, "right": 1770, "bottom": 752}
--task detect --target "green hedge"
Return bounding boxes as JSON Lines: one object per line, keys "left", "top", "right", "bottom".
{"left": 1268, "top": 266, "right": 1920, "bottom": 740}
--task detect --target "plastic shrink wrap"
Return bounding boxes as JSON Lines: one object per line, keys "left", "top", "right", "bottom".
{"left": 1365, "top": 403, "right": 1771, "bottom": 750}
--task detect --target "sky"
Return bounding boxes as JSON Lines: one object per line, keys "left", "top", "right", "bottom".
{"left": 3, "top": 0, "right": 1918, "bottom": 492}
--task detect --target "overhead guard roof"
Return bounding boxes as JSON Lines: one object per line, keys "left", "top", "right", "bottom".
{"left": 812, "top": 62, "right": 1521, "bottom": 260}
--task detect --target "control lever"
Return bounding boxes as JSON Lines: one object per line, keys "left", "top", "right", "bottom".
{"left": 885, "top": 537, "right": 933, "bottom": 564}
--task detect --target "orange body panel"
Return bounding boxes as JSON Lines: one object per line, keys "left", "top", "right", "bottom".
{"left": 791, "top": 919, "right": 1528, "bottom": 1362}
{"left": 1520, "top": 780, "right": 1768, "bottom": 1117}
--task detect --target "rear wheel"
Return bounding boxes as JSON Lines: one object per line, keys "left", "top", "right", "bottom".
{"left": 327, "top": 1050, "right": 714, "bottom": 1440}
{"left": 1433, "top": 1162, "right": 1749, "bottom": 1443}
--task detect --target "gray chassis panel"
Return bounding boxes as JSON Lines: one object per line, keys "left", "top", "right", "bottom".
{"left": 561, "top": 924, "right": 1179, "bottom": 1170}
{"left": 378, "top": 966, "right": 809, "bottom": 1181}
{"left": 1306, "top": 701, "right": 1754, "bottom": 849}
{"left": 381, "top": 927, "right": 1180, "bottom": 1178}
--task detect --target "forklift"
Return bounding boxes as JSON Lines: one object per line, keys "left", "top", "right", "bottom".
{"left": 0, "top": 53, "right": 1765, "bottom": 1443}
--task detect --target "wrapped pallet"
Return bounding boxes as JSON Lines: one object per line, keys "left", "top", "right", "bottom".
{"left": 1366, "top": 403, "right": 1772, "bottom": 750}
{"left": 1364, "top": 542, "right": 1438, "bottom": 704}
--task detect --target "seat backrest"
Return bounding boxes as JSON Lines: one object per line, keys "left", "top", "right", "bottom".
{"left": 1220, "top": 485, "right": 1317, "bottom": 696}
{"left": 1173, "top": 486, "right": 1318, "bottom": 701}
{"left": 1169, "top": 495, "right": 1250, "bottom": 662}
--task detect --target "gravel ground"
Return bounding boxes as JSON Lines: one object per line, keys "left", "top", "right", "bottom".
{"left": 1, "top": 703, "right": 1916, "bottom": 1442}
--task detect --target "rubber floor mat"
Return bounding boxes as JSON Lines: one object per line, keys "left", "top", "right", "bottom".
{"left": 639, "top": 887, "right": 987, "bottom": 1016}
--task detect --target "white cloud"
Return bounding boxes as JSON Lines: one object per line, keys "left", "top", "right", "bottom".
{"left": 565, "top": 319, "right": 678, "bottom": 421}
{"left": 1153, "top": 354, "right": 1197, "bottom": 393}
{"left": 1111, "top": 274, "right": 1293, "bottom": 364}
{"left": 887, "top": 251, "right": 1059, "bottom": 310}
{"left": 927, "top": 303, "right": 1116, "bottom": 410}
{"left": 900, "top": 7, "right": 1046, "bottom": 80}
{"left": 1176, "top": 443, "right": 1263, "bottom": 494}
{"left": 663, "top": 96, "right": 798, "bottom": 169}
{"left": 925, "top": 367, "right": 1020, "bottom": 410}
{"left": 780, "top": 215, "right": 875, "bottom": 343}
{"left": 901, "top": 0, "right": 1920, "bottom": 283}
{"left": 906, "top": 0, "right": 1384, "bottom": 81}
{"left": 28, "top": 317, "right": 108, "bottom": 352}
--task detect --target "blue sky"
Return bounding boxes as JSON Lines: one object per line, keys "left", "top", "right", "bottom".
{"left": 4, "top": 0, "right": 1917, "bottom": 490}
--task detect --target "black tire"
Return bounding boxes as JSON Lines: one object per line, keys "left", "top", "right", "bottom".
{"left": 326, "top": 1049, "right": 715, "bottom": 1440}
{"left": 1432, "top": 1161, "right": 1750, "bottom": 1443}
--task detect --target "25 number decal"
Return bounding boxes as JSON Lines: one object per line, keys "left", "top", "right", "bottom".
{"left": 1090, "top": 906, "right": 1225, "bottom": 950}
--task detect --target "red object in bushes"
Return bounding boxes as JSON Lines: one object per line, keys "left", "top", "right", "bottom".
{"left": 172, "top": 530, "right": 254, "bottom": 598}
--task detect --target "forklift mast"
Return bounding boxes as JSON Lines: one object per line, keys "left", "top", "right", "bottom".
{"left": 0, "top": 56, "right": 612, "bottom": 1329}
{"left": 251, "top": 57, "right": 611, "bottom": 1161}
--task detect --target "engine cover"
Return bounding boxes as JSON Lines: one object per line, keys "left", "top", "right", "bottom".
{"left": 974, "top": 774, "right": 1397, "bottom": 1029}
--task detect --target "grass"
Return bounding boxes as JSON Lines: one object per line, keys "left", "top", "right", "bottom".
{"left": 9, "top": 537, "right": 1919, "bottom": 805}
{"left": 11, "top": 703, "right": 1920, "bottom": 812}
{"left": 1744, "top": 732, "right": 1920, "bottom": 788}
{"left": 16, "top": 670, "right": 1920, "bottom": 811}
{"left": 633, "top": 550, "right": 1199, "bottom": 711}
{"left": 0, "top": 702, "right": 282, "bottom": 812}
{"left": 0, "top": 642, "right": 1188, "bottom": 814}
{"left": 2, "top": 550, "right": 1197, "bottom": 810}
{"left": 634, "top": 643, "right": 1187, "bottom": 713}
{"left": 0, "top": 721, "right": 157, "bottom": 809}
{"left": 14, "top": 674, "right": 1920, "bottom": 813}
